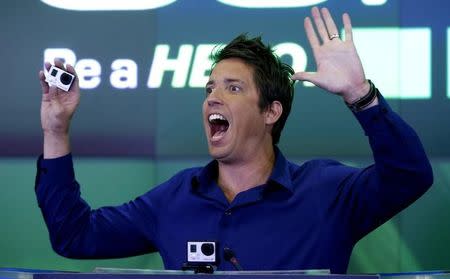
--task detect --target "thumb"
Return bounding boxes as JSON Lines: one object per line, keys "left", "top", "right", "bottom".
{"left": 45, "top": 85, "right": 61, "bottom": 106}
{"left": 48, "top": 85, "right": 58, "bottom": 101}
{"left": 292, "top": 71, "right": 317, "bottom": 83}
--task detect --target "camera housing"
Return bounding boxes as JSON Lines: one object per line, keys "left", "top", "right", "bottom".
{"left": 45, "top": 65, "right": 75, "bottom": 92}
{"left": 187, "top": 241, "right": 216, "bottom": 264}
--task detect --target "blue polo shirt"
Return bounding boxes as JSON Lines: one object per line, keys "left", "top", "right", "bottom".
{"left": 36, "top": 96, "right": 433, "bottom": 273}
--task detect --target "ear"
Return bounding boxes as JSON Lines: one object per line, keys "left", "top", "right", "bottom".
{"left": 264, "top": 101, "right": 283, "bottom": 126}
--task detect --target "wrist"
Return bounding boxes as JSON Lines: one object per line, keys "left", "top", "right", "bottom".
{"left": 344, "top": 80, "right": 379, "bottom": 112}
{"left": 43, "top": 129, "right": 69, "bottom": 138}
{"left": 342, "top": 80, "right": 371, "bottom": 104}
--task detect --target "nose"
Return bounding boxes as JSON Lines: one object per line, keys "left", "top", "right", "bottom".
{"left": 206, "top": 88, "right": 224, "bottom": 107}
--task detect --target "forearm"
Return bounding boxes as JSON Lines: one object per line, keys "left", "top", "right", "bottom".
{"left": 344, "top": 91, "right": 433, "bottom": 240}
{"left": 36, "top": 154, "right": 154, "bottom": 258}
{"left": 359, "top": 96, "right": 432, "bottom": 185}
{"left": 353, "top": 91, "right": 433, "bottom": 216}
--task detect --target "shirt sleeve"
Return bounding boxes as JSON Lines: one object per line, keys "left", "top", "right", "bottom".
{"left": 35, "top": 154, "right": 158, "bottom": 259}
{"left": 341, "top": 91, "right": 433, "bottom": 241}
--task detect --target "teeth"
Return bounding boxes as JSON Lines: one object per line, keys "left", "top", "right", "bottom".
{"left": 208, "top": 113, "right": 226, "bottom": 122}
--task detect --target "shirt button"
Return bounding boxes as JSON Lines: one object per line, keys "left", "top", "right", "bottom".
{"left": 225, "top": 210, "right": 232, "bottom": 216}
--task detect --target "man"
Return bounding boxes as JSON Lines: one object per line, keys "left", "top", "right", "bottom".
{"left": 36, "top": 7, "right": 432, "bottom": 273}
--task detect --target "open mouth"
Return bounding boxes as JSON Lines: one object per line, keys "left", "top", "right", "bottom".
{"left": 208, "top": 113, "right": 230, "bottom": 141}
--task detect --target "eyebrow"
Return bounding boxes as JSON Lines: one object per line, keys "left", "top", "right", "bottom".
{"left": 205, "top": 78, "right": 246, "bottom": 87}
{"left": 225, "top": 78, "right": 245, "bottom": 85}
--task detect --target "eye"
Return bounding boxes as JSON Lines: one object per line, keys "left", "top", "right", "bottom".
{"left": 229, "top": 85, "right": 241, "bottom": 93}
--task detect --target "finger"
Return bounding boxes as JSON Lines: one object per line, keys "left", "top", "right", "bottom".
{"left": 304, "top": 17, "right": 320, "bottom": 49}
{"left": 65, "top": 64, "right": 78, "bottom": 84}
{"left": 304, "top": 17, "right": 321, "bottom": 55}
{"left": 42, "top": 85, "right": 58, "bottom": 104}
{"left": 39, "top": 70, "right": 50, "bottom": 98}
{"left": 311, "top": 6, "right": 330, "bottom": 43}
{"left": 54, "top": 58, "right": 66, "bottom": 71}
{"left": 44, "top": 61, "right": 52, "bottom": 71}
{"left": 343, "top": 13, "right": 353, "bottom": 41}
{"left": 321, "top": 7, "right": 339, "bottom": 40}
{"left": 65, "top": 64, "right": 79, "bottom": 92}
{"left": 65, "top": 64, "right": 77, "bottom": 75}
{"left": 48, "top": 85, "right": 59, "bottom": 101}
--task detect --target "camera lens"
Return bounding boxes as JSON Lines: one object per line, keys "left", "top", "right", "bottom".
{"left": 60, "top": 72, "right": 73, "bottom": 85}
{"left": 201, "top": 243, "right": 214, "bottom": 256}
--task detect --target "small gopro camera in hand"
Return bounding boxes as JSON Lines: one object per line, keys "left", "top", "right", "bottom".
{"left": 45, "top": 65, "right": 75, "bottom": 92}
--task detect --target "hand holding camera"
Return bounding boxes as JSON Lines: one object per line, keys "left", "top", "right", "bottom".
{"left": 38, "top": 59, "right": 80, "bottom": 158}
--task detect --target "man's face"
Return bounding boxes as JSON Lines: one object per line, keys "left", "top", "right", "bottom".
{"left": 203, "top": 58, "right": 271, "bottom": 163}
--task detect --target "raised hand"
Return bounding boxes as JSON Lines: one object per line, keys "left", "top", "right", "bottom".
{"left": 293, "top": 7, "right": 371, "bottom": 104}
{"left": 38, "top": 59, "right": 80, "bottom": 158}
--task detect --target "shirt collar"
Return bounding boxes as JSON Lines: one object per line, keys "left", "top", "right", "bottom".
{"left": 191, "top": 146, "right": 294, "bottom": 194}
{"left": 267, "top": 146, "right": 294, "bottom": 193}
{"left": 191, "top": 159, "right": 219, "bottom": 194}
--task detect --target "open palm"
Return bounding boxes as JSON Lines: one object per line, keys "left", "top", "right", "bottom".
{"left": 293, "top": 7, "right": 368, "bottom": 102}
